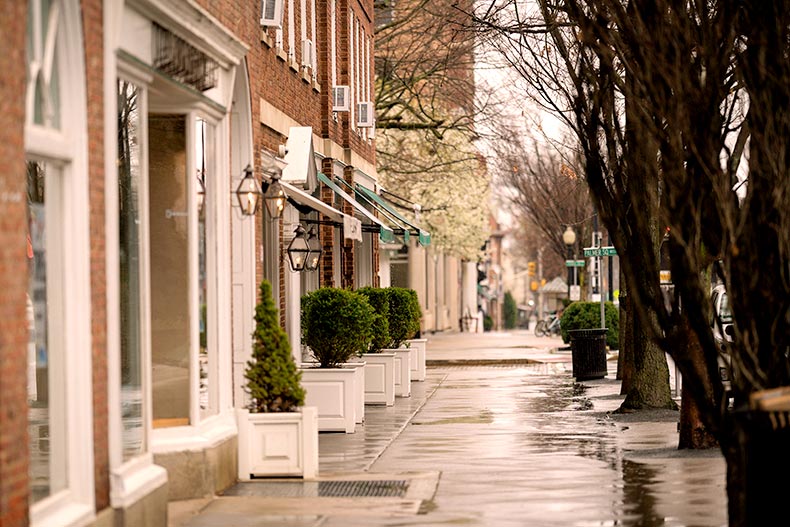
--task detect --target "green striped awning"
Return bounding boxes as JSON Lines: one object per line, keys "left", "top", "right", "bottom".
{"left": 317, "top": 172, "right": 394, "bottom": 243}
{"left": 354, "top": 184, "right": 431, "bottom": 246}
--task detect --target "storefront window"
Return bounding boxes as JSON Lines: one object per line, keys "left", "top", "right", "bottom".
{"left": 27, "top": 161, "right": 68, "bottom": 503}
{"left": 118, "top": 80, "right": 144, "bottom": 458}
{"left": 197, "top": 118, "right": 216, "bottom": 418}
{"left": 150, "top": 114, "right": 191, "bottom": 427}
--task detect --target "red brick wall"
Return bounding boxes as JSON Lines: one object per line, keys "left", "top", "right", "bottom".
{"left": 0, "top": 0, "right": 30, "bottom": 524}
{"left": 82, "top": 0, "right": 110, "bottom": 512}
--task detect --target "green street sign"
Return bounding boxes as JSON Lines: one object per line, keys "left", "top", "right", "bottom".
{"left": 565, "top": 260, "right": 586, "bottom": 267}
{"left": 583, "top": 246, "right": 617, "bottom": 257}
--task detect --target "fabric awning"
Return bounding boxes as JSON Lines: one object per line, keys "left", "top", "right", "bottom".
{"left": 354, "top": 184, "right": 431, "bottom": 246}
{"left": 317, "top": 172, "right": 394, "bottom": 243}
{"left": 332, "top": 178, "right": 411, "bottom": 244}
{"left": 281, "top": 181, "right": 362, "bottom": 241}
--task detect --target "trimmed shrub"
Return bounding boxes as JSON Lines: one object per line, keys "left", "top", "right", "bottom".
{"left": 301, "top": 287, "right": 374, "bottom": 367}
{"left": 504, "top": 291, "right": 518, "bottom": 329}
{"left": 483, "top": 314, "right": 493, "bottom": 332}
{"left": 357, "top": 287, "right": 390, "bottom": 353}
{"left": 245, "top": 280, "right": 305, "bottom": 413}
{"left": 386, "top": 287, "right": 422, "bottom": 347}
{"left": 560, "top": 301, "right": 619, "bottom": 349}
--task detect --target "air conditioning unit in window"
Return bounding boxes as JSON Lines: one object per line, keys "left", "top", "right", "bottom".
{"left": 357, "top": 101, "right": 375, "bottom": 128}
{"left": 302, "top": 39, "right": 314, "bottom": 68}
{"left": 332, "top": 86, "right": 350, "bottom": 112}
{"left": 260, "top": 0, "right": 284, "bottom": 28}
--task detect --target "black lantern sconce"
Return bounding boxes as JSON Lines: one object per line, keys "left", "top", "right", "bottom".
{"left": 235, "top": 165, "right": 262, "bottom": 216}
{"left": 286, "top": 225, "right": 310, "bottom": 272}
{"left": 305, "top": 225, "right": 323, "bottom": 272}
{"left": 261, "top": 148, "right": 288, "bottom": 220}
{"left": 263, "top": 171, "right": 287, "bottom": 220}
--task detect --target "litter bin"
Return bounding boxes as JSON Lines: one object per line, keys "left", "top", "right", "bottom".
{"left": 569, "top": 328, "right": 608, "bottom": 380}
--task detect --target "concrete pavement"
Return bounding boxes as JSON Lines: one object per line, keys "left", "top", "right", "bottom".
{"left": 170, "top": 330, "right": 727, "bottom": 527}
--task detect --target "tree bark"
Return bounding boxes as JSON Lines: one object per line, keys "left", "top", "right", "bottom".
{"left": 618, "top": 274, "right": 677, "bottom": 411}
{"left": 678, "top": 319, "right": 718, "bottom": 449}
{"left": 617, "top": 276, "right": 634, "bottom": 393}
{"left": 725, "top": 411, "right": 790, "bottom": 527}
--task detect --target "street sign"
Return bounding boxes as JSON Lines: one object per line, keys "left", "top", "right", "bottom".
{"left": 570, "top": 285, "right": 581, "bottom": 301}
{"left": 565, "top": 260, "right": 586, "bottom": 267}
{"left": 583, "top": 246, "right": 617, "bottom": 257}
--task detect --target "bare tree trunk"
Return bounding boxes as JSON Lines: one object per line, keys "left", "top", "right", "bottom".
{"left": 725, "top": 413, "right": 790, "bottom": 527}
{"left": 678, "top": 319, "right": 718, "bottom": 449}
{"left": 619, "top": 271, "right": 676, "bottom": 411}
{"left": 617, "top": 276, "right": 634, "bottom": 393}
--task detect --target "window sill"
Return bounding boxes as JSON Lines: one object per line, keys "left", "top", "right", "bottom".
{"left": 261, "top": 31, "right": 273, "bottom": 48}
{"left": 110, "top": 454, "right": 168, "bottom": 509}
{"left": 150, "top": 410, "right": 237, "bottom": 454}
{"left": 276, "top": 48, "right": 287, "bottom": 62}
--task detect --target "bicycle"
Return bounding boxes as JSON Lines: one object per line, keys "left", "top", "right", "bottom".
{"left": 534, "top": 312, "right": 561, "bottom": 337}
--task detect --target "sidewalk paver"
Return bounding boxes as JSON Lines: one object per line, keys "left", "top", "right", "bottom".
{"left": 171, "top": 330, "right": 727, "bottom": 527}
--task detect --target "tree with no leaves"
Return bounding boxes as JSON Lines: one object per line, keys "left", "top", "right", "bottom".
{"left": 473, "top": 1, "right": 790, "bottom": 524}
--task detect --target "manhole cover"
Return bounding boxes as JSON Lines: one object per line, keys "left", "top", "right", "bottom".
{"left": 225, "top": 479, "right": 410, "bottom": 498}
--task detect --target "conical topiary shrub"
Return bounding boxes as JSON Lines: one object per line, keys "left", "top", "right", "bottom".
{"left": 301, "top": 287, "right": 374, "bottom": 367}
{"left": 386, "top": 287, "right": 422, "bottom": 348}
{"left": 357, "top": 287, "right": 390, "bottom": 353}
{"left": 245, "top": 280, "right": 305, "bottom": 413}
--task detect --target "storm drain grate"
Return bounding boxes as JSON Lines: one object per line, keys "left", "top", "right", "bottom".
{"left": 225, "top": 479, "right": 410, "bottom": 498}
{"left": 318, "top": 480, "right": 409, "bottom": 497}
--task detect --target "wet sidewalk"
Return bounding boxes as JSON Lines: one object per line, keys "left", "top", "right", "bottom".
{"left": 170, "top": 331, "right": 727, "bottom": 527}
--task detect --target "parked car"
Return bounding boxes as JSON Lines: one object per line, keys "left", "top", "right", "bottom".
{"left": 710, "top": 283, "right": 734, "bottom": 387}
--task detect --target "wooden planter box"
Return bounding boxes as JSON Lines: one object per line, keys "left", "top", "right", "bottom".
{"left": 236, "top": 407, "right": 318, "bottom": 479}
{"left": 407, "top": 338, "right": 427, "bottom": 381}
{"left": 361, "top": 353, "right": 395, "bottom": 406}
{"left": 346, "top": 360, "right": 366, "bottom": 423}
{"left": 299, "top": 365, "right": 360, "bottom": 433}
{"left": 383, "top": 348, "right": 412, "bottom": 398}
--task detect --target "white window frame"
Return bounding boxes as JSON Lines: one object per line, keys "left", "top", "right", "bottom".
{"left": 108, "top": 60, "right": 169, "bottom": 509}
{"left": 287, "top": 0, "right": 296, "bottom": 62}
{"left": 147, "top": 105, "right": 236, "bottom": 452}
{"left": 25, "top": 1, "right": 95, "bottom": 525}
{"left": 330, "top": 0, "right": 337, "bottom": 88}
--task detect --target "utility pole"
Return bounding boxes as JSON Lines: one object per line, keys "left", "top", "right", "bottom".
{"left": 537, "top": 247, "right": 544, "bottom": 320}
{"left": 592, "top": 212, "right": 605, "bottom": 328}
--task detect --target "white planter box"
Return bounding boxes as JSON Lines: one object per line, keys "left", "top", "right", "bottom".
{"left": 361, "top": 353, "right": 395, "bottom": 406}
{"left": 407, "top": 338, "right": 427, "bottom": 381}
{"left": 299, "top": 365, "right": 358, "bottom": 433}
{"left": 236, "top": 407, "right": 318, "bottom": 479}
{"left": 384, "top": 348, "right": 412, "bottom": 398}
{"left": 346, "top": 360, "right": 366, "bottom": 423}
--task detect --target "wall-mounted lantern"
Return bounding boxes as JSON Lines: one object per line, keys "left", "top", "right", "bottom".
{"left": 261, "top": 149, "right": 288, "bottom": 220}
{"left": 305, "top": 225, "right": 322, "bottom": 272}
{"left": 235, "top": 165, "right": 261, "bottom": 216}
{"left": 286, "top": 224, "right": 310, "bottom": 272}
{"left": 263, "top": 171, "right": 287, "bottom": 220}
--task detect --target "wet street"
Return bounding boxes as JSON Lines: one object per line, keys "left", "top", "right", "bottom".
{"left": 175, "top": 331, "right": 728, "bottom": 527}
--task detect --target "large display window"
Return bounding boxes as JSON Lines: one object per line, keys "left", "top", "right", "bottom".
{"left": 25, "top": 1, "right": 95, "bottom": 525}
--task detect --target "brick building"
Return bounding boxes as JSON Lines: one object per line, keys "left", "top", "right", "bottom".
{"left": 0, "top": 1, "right": 378, "bottom": 526}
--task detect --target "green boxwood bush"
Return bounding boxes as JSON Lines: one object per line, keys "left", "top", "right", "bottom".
{"left": 245, "top": 280, "right": 305, "bottom": 413}
{"left": 560, "top": 301, "right": 619, "bottom": 349}
{"left": 356, "top": 287, "right": 390, "bottom": 353}
{"left": 386, "top": 287, "right": 421, "bottom": 348}
{"left": 504, "top": 291, "right": 517, "bottom": 329}
{"left": 301, "top": 287, "right": 374, "bottom": 367}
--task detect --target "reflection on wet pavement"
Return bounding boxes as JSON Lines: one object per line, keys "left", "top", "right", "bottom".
{"left": 330, "top": 365, "right": 728, "bottom": 527}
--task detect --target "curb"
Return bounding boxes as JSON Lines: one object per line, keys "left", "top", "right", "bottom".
{"left": 426, "top": 358, "right": 541, "bottom": 367}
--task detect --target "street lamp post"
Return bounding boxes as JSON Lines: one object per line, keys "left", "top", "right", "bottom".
{"left": 563, "top": 226, "right": 576, "bottom": 300}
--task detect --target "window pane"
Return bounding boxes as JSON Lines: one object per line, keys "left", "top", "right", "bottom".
{"left": 27, "top": 161, "right": 67, "bottom": 502}
{"left": 196, "top": 118, "right": 215, "bottom": 418}
{"left": 118, "top": 80, "right": 144, "bottom": 458}
{"left": 150, "top": 114, "right": 190, "bottom": 427}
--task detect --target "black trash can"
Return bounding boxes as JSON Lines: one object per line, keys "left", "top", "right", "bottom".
{"left": 569, "top": 328, "right": 608, "bottom": 380}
